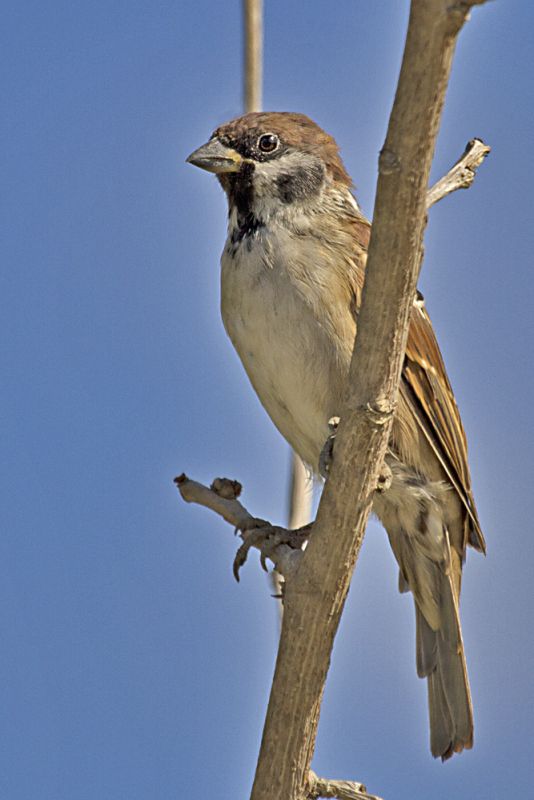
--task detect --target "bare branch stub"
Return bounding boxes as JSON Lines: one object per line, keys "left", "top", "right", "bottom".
{"left": 308, "top": 771, "right": 383, "bottom": 800}
{"left": 426, "top": 138, "right": 490, "bottom": 209}
{"left": 175, "top": 473, "right": 252, "bottom": 530}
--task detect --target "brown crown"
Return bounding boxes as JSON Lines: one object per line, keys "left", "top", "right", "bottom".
{"left": 213, "top": 112, "right": 352, "bottom": 187}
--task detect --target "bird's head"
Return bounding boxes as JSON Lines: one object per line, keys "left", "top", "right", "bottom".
{"left": 186, "top": 112, "right": 352, "bottom": 226}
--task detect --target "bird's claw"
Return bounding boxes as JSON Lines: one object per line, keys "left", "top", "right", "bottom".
{"left": 376, "top": 461, "right": 392, "bottom": 493}
{"left": 319, "top": 416, "right": 340, "bottom": 478}
{"left": 233, "top": 521, "right": 311, "bottom": 581}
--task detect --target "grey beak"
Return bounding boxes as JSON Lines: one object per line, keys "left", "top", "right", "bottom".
{"left": 186, "top": 139, "right": 243, "bottom": 174}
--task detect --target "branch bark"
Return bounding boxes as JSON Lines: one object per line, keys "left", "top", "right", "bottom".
{"left": 248, "top": 3, "right": 489, "bottom": 799}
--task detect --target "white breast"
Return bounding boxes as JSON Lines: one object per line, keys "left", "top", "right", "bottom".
{"left": 220, "top": 224, "right": 349, "bottom": 469}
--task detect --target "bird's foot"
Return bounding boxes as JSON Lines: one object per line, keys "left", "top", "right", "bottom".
{"left": 319, "top": 416, "right": 340, "bottom": 479}
{"left": 318, "top": 416, "right": 392, "bottom": 492}
{"left": 233, "top": 520, "right": 311, "bottom": 581}
{"left": 376, "top": 461, "right": 392, "bottom": 493}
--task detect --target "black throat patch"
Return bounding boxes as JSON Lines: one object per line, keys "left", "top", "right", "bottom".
{"left": 226, "top": 162, "right": 265, "bottom": 250}
{"left": 227, "top": 162, "right": 255, "bottom": 220}
{"left": 230, "top": 213, "right": 264, "bottom": 246}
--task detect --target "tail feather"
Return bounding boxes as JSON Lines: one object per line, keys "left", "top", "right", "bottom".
{"left": 428, "top": 665, "right": 455, "bottom": 759}
{"left": 375, "top": 459, "right": 475, "bottom": 759}
{"left": 416, "top": 591, "right": 473, "bottom": 759}
{"left": 415, "top": 605, "right": 437, "bottom": 677}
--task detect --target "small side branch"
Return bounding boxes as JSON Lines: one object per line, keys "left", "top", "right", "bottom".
{"left": 175, "top": 473, "right": 251, "bottom": 529}
{"left": 308, "top": 771, "right": 382, "bottom": 800}
{"left": 426, "top": 138, "right": 490, "bottom": 209}
{"left": 175, "top": 474, "right": 306, "bottom": 580}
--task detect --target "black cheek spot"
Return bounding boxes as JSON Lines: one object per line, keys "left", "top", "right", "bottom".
{"left": 276, "top": 163, "right": 325, "bottom": 204}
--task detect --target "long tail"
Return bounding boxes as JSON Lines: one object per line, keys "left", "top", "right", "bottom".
{"left": 375, "top": 461, "right": 474, "bottom": 759}
{"left": 398, "top": 538, "right": 474, "bottom": 759}
{"left": 415, "top": 591, "right": 473, "bottom": 759}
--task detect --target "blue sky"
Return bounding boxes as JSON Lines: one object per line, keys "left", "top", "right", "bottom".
{"left": 2, "top": 1, "right": 533, "bottom": 798}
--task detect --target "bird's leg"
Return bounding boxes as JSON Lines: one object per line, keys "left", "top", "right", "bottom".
{"left": 319, "top": 416, "right": 340, "bottom": 479}
{"left": 233, "top": 519, "right": 312, "bottom": 581}
{"left": 319, "top": 416, "right": 392, "bottom": 493}
{"left": 376, "top": 460, "right": 392, "bottom": 493}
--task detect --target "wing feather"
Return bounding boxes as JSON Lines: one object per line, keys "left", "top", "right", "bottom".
{"left": 346, "top": 212, "right": 485, "bottom": 554}
{"left": 402, "top": 296, "right": 485, "bottom": 553}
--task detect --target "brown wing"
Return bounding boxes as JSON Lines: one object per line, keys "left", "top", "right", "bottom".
{"left": 402, "top": 294, "right": 485, "bottom": 553}
{"left": 346, "top": 210, "right": 485, "bottom": 554}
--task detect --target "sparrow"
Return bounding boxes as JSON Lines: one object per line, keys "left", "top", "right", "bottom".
{"left": 186, "top": 112, "right": 486, "bottom": 760}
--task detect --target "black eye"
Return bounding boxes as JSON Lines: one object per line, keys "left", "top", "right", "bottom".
{"left": 258, "top": 133, "right": 279, "bottom": 153}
